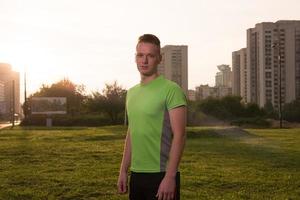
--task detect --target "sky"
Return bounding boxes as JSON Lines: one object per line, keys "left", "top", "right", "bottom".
{"left": 0, "top": 0, "right": 299, "bottom": 101}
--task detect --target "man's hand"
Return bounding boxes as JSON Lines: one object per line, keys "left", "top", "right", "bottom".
{"left": 156, "top": 176, "right": 176, "bottom": 200}
{"left": 117, "top": 172, "right": 128, "bottom": 194}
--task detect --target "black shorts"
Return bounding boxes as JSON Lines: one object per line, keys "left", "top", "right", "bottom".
{"left": 129, "top": 171, "right": 180, "bottom": 200}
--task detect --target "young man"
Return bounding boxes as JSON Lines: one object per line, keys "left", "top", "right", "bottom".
{"left": 117, "top": 34, "right": 187, "bottom": 200}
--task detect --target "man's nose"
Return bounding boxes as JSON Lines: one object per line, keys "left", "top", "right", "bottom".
{"left": 142, "top": 55, "right": 148, "bottom": 63}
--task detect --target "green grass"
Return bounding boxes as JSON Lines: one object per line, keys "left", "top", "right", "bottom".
{"left": 0, "top": 126, "right": 299, "bottom": 200}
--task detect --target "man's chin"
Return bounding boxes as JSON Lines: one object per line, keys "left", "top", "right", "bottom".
{"left": 138, "top": 70, "right": 151, "bottom": 76}
{"left": 139, "top": 71, "right": 157, "bottom": 76}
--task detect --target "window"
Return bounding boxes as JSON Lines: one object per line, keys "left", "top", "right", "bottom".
{"left": 266, "top": 80, "right": 272, "bottom": 87}
{"left": 266, "top": 72, "right": 272, "bottom": 78}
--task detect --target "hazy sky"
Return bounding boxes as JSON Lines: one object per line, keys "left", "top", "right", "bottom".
{"left": 0, "top": 0, "right": 299, "bottom": 100}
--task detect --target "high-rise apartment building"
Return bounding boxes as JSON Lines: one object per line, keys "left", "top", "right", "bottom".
{"left": 247, "top": 20, "right": 300, "bottom": 108}
{"left": 214, "top": 64, "right": 232, "bottom": 97}
{"left": 0, "top": 81, "right": 4, "bottom": 115}
{"left": 0, "top": 81, "right": 4, "bottom": 102}
{"left": 0, "top": 63, "right": 20, "bottom": 119}
{"left": 158, "top": 45, "right": 188, "bottom": 95}
{"left": 215, "top": 64, "right": 232, "bottom": 87}
{"left": 232, "top": 48, "right": 247, "bottom": 102}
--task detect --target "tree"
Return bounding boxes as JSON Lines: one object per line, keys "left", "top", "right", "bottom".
{"left": 198, "top": 97, "right": 228, "bottom": 118}
{"left": 282, "top": 100, "right": 300, "bottom": 122}
{"left": 86, "top": 81, "right": 126, "bottom": 123}
{"left": 263, "top": 100, "right": 277, "bottom": 119}
{"left": 197, "top": 95, "right": 266, "bottom": 120}
{"left": 198, "top": 96, "right": 244, "bottom": 120}
{"left": 29, "top": 78, "right": 86, "bottom": 115}
{"left": 221, "top": 96, "right": 245, "bottom": 118}
{"left": 244, "top": 103, "right": 265, "bottom": 118}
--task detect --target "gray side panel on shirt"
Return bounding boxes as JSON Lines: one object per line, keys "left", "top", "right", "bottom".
{"left": 160, "top": 110, "right": 173, "bottom": 171}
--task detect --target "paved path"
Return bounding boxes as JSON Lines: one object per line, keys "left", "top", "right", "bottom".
{"left": 0, "top": 123, "right": 12, "bottom": 129}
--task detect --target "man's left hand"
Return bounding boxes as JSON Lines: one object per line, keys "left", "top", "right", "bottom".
{"left": 156, "top": 176, "right": 176, "bottom": 200}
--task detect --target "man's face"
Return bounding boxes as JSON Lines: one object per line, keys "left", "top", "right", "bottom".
{"left": 135, "top": 42, "right": 161, "bottom": 76}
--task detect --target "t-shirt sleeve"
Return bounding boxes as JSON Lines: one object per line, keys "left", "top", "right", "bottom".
{"left": 166, "top": 84, "right": 187, "bottom": 110}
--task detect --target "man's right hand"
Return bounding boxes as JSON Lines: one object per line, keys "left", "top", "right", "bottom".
{"left": 117, "top": 172, "right": 128, "bottom": 194}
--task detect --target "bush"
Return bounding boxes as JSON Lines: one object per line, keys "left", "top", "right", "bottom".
{"left": 282, "top": 100, "right": 300, "bottom": 122}
{"left": 198, "top": 96, "right": 266, "bottom": 120}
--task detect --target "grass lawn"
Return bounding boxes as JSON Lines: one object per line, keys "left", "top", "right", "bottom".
{"left": 0, "top": 126, "right": 299, "bottom": 200}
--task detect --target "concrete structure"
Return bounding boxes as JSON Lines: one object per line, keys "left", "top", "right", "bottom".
{"left": 195, "top": 84, "right": 232, "bottom": 100}
{"left": 0, "top": 63, "right": 20, "bottom": 119}
{"left": 195, "top": 64, "right": 233, "bottom": 100}
{"left": 188, "top": 90, "right": 196, "bottom": 101}
{"left": 247, "top": 20, "right": 300, "bottom": 108}
{"left": 195, "top": 85, "right": 217, "bottom": 100}
{"left": 216, "top": 86, "right": 232, "bottom": 97}
{"left": 158, "top": 45, "right": 188, "bottom": 95}
{"left": 215, "top": 64, "right": 232, "bottom": 87}
{"left": 232, "top": 48, "right": 247, "bottom": 102}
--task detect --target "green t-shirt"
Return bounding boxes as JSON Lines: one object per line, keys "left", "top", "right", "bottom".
{"left": 126, "top": 75, "right": 187, "bottom": 172}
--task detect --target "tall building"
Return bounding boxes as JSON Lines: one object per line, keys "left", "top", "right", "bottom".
{"left": 0, "top": 81, "right": 4, "bottom": 102}
{"left": 215, "top": 64, "right": 232, "bottom": 87}
{"left": 158, "top": 45, "right": 188, "bottom": 95}
{"left": 232, "top": 48, "right": 247, "bottom": 102}
{"left": 0, "top": 63, "right": 20, "bottom": 119}
{"left": 247, "top": 20, "right": 300, "bottom": 108}
{"left": 0, "top": 81, "right": 4, "bottom": 116}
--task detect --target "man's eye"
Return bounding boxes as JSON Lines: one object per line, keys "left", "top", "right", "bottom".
{"left": 136, "top": 54, "right": 143, "bottom": 57}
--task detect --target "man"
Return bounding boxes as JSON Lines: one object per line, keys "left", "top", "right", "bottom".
{"left": 117, "top": 34, "right": 187, "bottom": 200}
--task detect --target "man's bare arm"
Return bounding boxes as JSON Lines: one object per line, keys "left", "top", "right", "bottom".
{"left": 157, "top": 106, "right": 187, "bottom": 200}
{"left": 117, "top": 129, "right": 131, "bottom": 194}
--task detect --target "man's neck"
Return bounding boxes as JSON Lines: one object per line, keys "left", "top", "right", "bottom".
{"left": 140, "top": 73, "right": 159, "bottom": 85}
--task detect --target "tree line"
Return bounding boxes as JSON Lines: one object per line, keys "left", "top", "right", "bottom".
{"left": 191, "top": 95, "right": 300, "bottom": 127}
{"left": 21, "top": 78, "right": 300, "bottom": 126}
{"left": 22, "top": 79, "right": 126, "bottom": 126}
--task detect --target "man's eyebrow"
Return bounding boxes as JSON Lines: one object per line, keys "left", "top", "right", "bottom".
{"left": 136, "top": 52, "right": 156, "bottom": 55}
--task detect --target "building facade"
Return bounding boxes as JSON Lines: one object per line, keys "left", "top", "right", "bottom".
{"left": 0, "top": 63, "right": 20, "bottom": 119}
{"left": 158, "top": 45, "right": 188, "bottom": 95}
{"left": 0, "top": 81, "right": 5, "bottom": 116}
{"left": 195, "top": 84, "right": 217, "bottom": 100}
{"left": 215, "top": 64, "right": 232, "bottom": 87}
{"left": 247, "top": 20, "right": 300, "bottom": 108}
{"left": 232, "top": 48, "right": 247, "bottom": 102}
